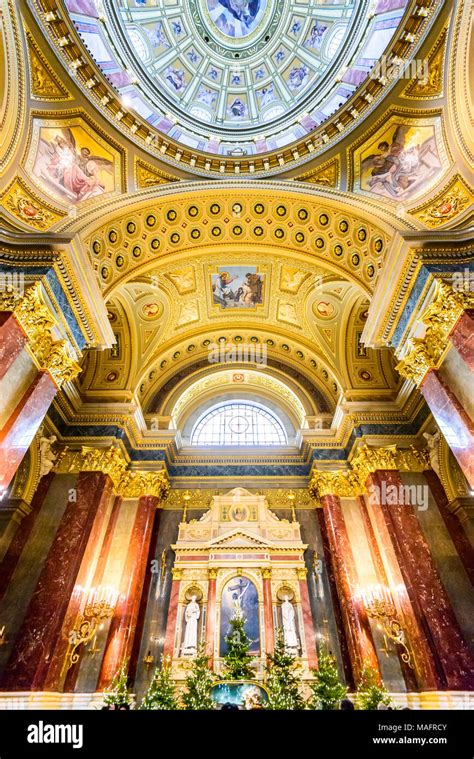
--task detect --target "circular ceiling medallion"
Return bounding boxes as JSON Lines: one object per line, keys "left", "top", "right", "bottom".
{"left": 205, "top": 0, "right": 269, "bottom": 41}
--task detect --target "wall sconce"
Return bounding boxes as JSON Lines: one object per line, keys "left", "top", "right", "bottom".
{"left": 287, "top": 491, "right": 296, "bottom": 523}
{"left": 0, "top": 625, "right": 7, "bottom": 646}
{"left": 143, "top": 650, "right": 154, "bottom": 668}
{"left": 358, "top": 584, "right": 415, "bottom": 670}
{"left": 63, "top": 585, "right": 119, "bottom": 673}
{"left": 181, "top": 490, "right": 191, "bottom": 523}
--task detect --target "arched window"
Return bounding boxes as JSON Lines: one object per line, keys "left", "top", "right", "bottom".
{"left": 190, "top": 401, "right": 287, "bottom": 446}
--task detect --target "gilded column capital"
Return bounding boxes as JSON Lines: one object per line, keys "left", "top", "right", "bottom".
{"left": 0, "top": 283, "right": 81, "bottom": 387}
{"left": 296, "top": 567, "right": 307, "bottom": 580}
{"left": 118, "top": 469, "right": 170, "bottom": 501}
{"left": 261, "top": 567, "right": 272, "bottom": 580}
{"left": 396, "top": 282, "right": 474, "bottom": 387}
{"left": 54, "top": 445, "right": 128, "bottom": 490}
{"left": 208, "top": 568, "right": 218, "bottom": 580}
{"left": 309, "top": 469, "right": 363, "bottom": 499}
{"left": 172, "top": 567, "right": 183, "bottom": 581}
{"left": 351, "top": 444, "right": 430, "bottom": 482}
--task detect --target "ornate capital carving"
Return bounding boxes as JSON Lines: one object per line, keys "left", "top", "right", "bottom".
{"left": 0, "top": 283, "right": 81, "bottom": 387}
{"left": 118, "top": 469, "right": 170, "bottom": 501}
{"left": 172, "top": 567, "right": 183, "bottom": 581}
{"left": 261, "top": 567, "right": 272, "bottom": 580}
{"left": 309, "top": 445, "right": 430, "bottom": 498}
{"left": 396, "top": 282, "right": 474, "bottom": 387}
{"left": 54, "top": 445, "right": 170, "bottom": 500}
{"left": 309, "top": 469, "right": 363, "bottom": 499}
{"left": 54, "top": 445, "right": 128, "bottom": 489}
{"left": 296, "top": 567, "right": 307, "bottom": 580}
{"left": 208, "top": 568, "right": 218, "bottom": 580}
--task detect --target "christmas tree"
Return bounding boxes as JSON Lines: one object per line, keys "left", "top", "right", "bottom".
{"left": 308, "top": 650, "right": 347, "bottom": 710}
{"left": 221, "top": 609, "right": 254, "bottom": 680}
{"left": 140, "top": 655, "right": 179, "bottom": 710}
{"left": 181, "top": 644, "right": 215, "bottom": 710}
{"left": 102, "top": 661, "right": 133, "bottom": 708}
{"left": 264, "top": 629, "right": 305, "bottom": 710}
{"left": 355, "top": 663, "right": 392, "bottom": 710}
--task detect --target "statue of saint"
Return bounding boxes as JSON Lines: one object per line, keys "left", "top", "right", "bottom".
{"left": 281, "top": 595, "right": 299, "bottom": 654}
{"left": 181, "top": 595, "right": 200, "bottom": 655}
{"left": 423, "top": 429, "right": 441, "bottom": 477}
{"left": 38, "top": 435, "right": 58, "bottom": 479}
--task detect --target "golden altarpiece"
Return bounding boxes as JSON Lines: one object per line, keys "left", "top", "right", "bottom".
{"left": 164, "top": 488, "right": 316, "bottom": 680}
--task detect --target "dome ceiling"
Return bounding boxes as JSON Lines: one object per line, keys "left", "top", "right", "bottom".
{"left": 64, "top": 0, "right": 410, "bottom": 156}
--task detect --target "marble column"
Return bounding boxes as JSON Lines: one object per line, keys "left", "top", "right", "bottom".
{"left": 96, "top": 495, "right": 159, "bottom": 691}
{"left": 262, "top": 569, "right": 274, "bottom": 656}
{"left": 420, "top": 369, "right": 474, "bottom": 488}
{"left": 358, "top": 495, "right": 438, "bottom": 691}
{"left": 205, "top": 569, "right": 217, "bottom": 663}
{"left": 450, "top": 309, "right": 474, "bottom": 370}
{"left": 163, "top": 570, "right": 181, "bottom": 658}
{"left": 424, "top": 470, "right": 474, "bottom": 586}
{"left": 367, "top": 470, "right": 474, "bottom": 690}
{"left": 321, "top": 495, "right": 380, "bottom": 683}
{"left": 298, "top": 570, "right": 318, "bottom": 669}
{"left": 0, "top": 371, "right": 57, "bottom": 495}
{"left": 0, "top": 471, "right": 113, "bottom": 691}
{"left": 0, "top": 313, "right": 27, "bottom": 379}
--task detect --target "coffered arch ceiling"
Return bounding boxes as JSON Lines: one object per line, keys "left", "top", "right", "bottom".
{"left": 76, "top": 186, "right": 400, "bottom": 420}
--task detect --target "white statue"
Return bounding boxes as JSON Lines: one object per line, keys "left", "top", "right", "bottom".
{"left": 423, "top": 429, "right": 441, "bottom": 477}
{"left": 181, "top": 595, "right": 200, "bottom": 655}
{"left": 38, "top": 435, "right": 58, "bottom": 479}
{"left": 281, "top": 596, "right": 299, "bottom": 654}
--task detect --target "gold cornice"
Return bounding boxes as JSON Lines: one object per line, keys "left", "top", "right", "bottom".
{"left": 0, "top": 283, "right": 81, "bottom": 387}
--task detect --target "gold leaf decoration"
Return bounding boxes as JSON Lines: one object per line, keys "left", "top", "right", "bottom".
{"left": 408, "top": 175, "right": 473, "bottom": 228}
{"left": 26, "top": 33, "right": 71, "bottom": 100}
{"left": 295, "top": 157, "right": 339, "bottom": 187}
{"left": 0, "top": 178, "right": 64, "bottom": 230}
{"left": 135, "top": 159, "right": 179, "bottom": 188}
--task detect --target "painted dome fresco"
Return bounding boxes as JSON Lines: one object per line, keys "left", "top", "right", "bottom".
{"left": 64, "top": 0, "right": 410, "bottom": 156}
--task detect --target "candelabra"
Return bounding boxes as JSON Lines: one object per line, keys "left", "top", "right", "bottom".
{"left": 63, "top": 585, "right": 119, "bottom": 673}
{"left": 359, "top": 584, "right": 415, "bottom": 670}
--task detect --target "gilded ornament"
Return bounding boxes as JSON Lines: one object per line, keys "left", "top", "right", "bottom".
{"left": 118, "top": 469, "right": 170, "bottom": 500}
{"left": 1, "top": 182, "right": 62, "bottom": 230}
{"left": 54, "top": 445, "right": 128, "bottom": 489}
{"left": 409, "top": 177, "right": 473, "bottom": 228}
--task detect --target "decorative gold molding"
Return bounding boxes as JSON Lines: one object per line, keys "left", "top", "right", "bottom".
{"left": 0, "top": 283, "right": 81, "bottom": 386}
{"left": 135, "top": 158, "right": 179, "bottom": 189}
{"left": 401, "top": 25, "right": 447, "bottom": 100}
{"left": 26, "top": 30, "right": 71, "bottom": 101}
{"left": 295, "top": 157, "right": 340, "bottom": 188}
{"left": 408, "top": 174, "right": 473, "bottom": 228}
{"left": 396, "top": 282, "right": 474, "bottom": 386}
{"left": 172, "top": 567, "right": 183, "bottom": 581}
{"left": 0, "top": 177, "right": 64, "bottom": 230}
{"left": 309, "top": 470, "right": 363, "bottom": 499}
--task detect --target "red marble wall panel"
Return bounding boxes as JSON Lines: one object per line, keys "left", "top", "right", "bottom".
{"left": 450, "top": 309, "right": 474, "bottom": 370}
{"left": 0, "top": 313, "right": 27, "bottom": 380}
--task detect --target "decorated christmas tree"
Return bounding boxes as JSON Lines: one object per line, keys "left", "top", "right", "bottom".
{"left": 181, "top": 644, "right": 215, "bottom": 710}
{"left": 140, "top": 655, "right": 179, "bottom": 710}
{"left": 355, "top": 663, "right": 392, "bottom": 710}
{"left": 309, "top": 650, "right": 347, "bottom": 710}
{"left": 102, "top": 661, "right": 133, "bottom": 708}
{"left": 264, "top": 629, "right": 305, "bottom": 710}
{"left": 221, "top": 609, "right": 254, "bottom": 680}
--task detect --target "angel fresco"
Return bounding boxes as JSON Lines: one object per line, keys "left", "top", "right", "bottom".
{"left": 360, "top": 124, "right": 442, "bottom": 200}
{"left": 33, "top": 127, "right": 114, "bottom": 203}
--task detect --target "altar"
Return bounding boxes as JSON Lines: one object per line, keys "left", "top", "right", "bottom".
{"left": 163, "top": 488, "right": 317, "bottom": 680}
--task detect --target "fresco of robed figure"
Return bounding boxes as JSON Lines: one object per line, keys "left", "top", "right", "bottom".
{"left": 212, "top": 266, "right": 264, "bottom": 309}
{"left": 33, "top": 126, "right": 115, "bottom": 204}
{"left": 207, "top": 0, "right": 266, "bottom": 38}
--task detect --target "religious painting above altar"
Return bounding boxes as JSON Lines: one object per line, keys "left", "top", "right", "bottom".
{"left": 220, "top": 577, "right": 260, "bottom": 655}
